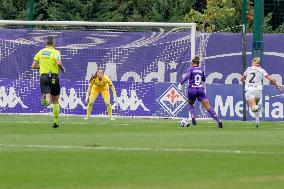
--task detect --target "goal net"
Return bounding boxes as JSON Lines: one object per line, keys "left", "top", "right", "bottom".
{"left": 0, "top": 20, "right": 199, "bottom": 119}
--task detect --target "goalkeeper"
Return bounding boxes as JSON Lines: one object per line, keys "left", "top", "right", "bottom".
{"left": 85, "top": 68, "right": 117, "bottom": 120}
{"left": 31, "top": 36, "right": 65, "bottom": 128}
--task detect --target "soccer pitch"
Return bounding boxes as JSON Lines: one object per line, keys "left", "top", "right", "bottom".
{"left": 0, "top": 115, "right": 284, "bottom": 189}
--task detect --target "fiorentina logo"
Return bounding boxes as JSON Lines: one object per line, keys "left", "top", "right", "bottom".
{"left": 157, "top": 84, "right": 187, "bottom": 117}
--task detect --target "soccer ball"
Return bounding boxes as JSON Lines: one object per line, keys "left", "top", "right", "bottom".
{"left": 179, "top": 118, "right": 190, "bottom": 127}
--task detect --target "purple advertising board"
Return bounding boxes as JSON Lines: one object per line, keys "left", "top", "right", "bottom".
{"left": 0, "top": 29, "right": 283, "bottom": 120}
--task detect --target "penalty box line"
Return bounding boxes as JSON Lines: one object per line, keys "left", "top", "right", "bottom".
{"left": 0, "top": 144, "right": 284, "bottom": 155}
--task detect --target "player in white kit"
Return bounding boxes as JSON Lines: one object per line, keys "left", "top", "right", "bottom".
{"left": 240, "top": 57, "right": 282, "bottom": 127}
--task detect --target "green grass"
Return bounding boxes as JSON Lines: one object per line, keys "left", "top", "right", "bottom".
{"left": 0, "top": 115, "right": 284, "bottom": 189}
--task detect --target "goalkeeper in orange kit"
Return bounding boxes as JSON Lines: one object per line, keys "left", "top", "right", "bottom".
{"left": 84, "top": 68, "right": 117, "bottom": 120}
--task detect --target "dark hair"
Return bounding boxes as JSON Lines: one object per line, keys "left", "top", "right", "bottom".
{"left": 46, "top": 36, "right": 55, "bottom": 46}
{"left": 192, "top": 56, "right": 200, "bottom": 65}
{"left": 89, "top": 68, "right": 104, "bottom": 83}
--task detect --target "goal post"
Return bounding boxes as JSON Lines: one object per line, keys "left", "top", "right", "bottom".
{"left": 0, "top": 20, "right": 197, "bottom": 119}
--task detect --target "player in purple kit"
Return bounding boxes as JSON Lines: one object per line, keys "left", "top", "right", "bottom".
{"left": 178, "top": 56, "right": 223, "bottom": 128}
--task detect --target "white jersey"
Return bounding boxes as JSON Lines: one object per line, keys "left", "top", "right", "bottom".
{"left": 244, "top": 66, "right": 268, "bottom": 91}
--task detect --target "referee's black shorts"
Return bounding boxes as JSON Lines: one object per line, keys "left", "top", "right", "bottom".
{"left": 40, "top": 73, "right": 60, "bottom": 96}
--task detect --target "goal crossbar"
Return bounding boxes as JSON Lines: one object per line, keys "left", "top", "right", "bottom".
{"left": 0, "top": 20, "right": 195, "bottom": 28}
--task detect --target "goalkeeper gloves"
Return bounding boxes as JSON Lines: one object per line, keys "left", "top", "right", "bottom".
{"left": 178, "top": 84, "right": 182, "bottom": 91}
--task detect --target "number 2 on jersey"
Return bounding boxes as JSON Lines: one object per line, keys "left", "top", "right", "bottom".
{"left": 249, "top": 73, "right": 256, "bottom": 83}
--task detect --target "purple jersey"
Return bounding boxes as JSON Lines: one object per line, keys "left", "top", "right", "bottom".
{"left": 180, "top": 66, "right": 207, "bottom": 101}
{"left": 180, "top": 66, "right": 205, "bottom": 88}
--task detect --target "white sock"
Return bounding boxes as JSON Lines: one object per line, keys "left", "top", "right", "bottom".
{"left": 255, "top": 111, "right": 260, "bottom": 124}
{"left": 188, "top": 112, "right": 192, "bottom": 120}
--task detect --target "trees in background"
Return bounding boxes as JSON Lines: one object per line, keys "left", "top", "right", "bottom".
{"left": 0, "top": 0, "right": 283, "bottom": 33}
{"left": 0, "top": 0, "right": 29, "bottom": 19}
{"left": 184, "top": 0, "right": 240, "bottom": 32}
{"left": 31, "top": 0, "right": 196, "bottom": 22}
{"left": 183, "top": 0, "right": 284, "bottom": 33}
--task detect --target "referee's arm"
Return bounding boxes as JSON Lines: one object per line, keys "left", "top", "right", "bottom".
{"left": 55, "top": 51, "right": 65, "bottom": 72}
{"left": 32, "top": 51, "right": 40, "bottom": 69}
{"left": 31, "top": 60, "right": 40, "bottom": 69}
{"left": 56, "top": 59, "right": 65, "bottom": 72}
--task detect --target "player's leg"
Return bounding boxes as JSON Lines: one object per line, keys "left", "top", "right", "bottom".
{"left": 246, "top": 90, "right": 260, "bottom": 128}
{"left": 101, "top": 89, "right": 114, "bottom": 120}
{"left": 50, "top": 75, "right": 61, "bottom": 128}
{"left": 197, "top": 88, "right": 222, "bottom": 128}
{"left": 51, "top": 95, "right": 60, "bottom": 128}
{"left": 247, "top": 97, "right": 259, "bottom": 127}
{"left": 187, "top": 89, "right": 197, "bottom": 125}
{"left": 255, "top": 98, "right": 261, "bottom": 127}
{"left": 254, "top": 91, "right": 262, "bottom": 127}
{"left": 41, "top": 93, "right": 51, "bottom": 106}
{"left": 189, "top": 100, "right": 196, "bottom": 125}
{"left": 86, "top": 89, "right": 99, "bottom": 119}
{"left": 40, "top": 75, "right": 51, "bottom": 106}
{"left": 200, "top": 99, "right": 223, "bottom": 128}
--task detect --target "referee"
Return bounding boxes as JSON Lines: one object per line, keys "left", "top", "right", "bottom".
{"left": 31, "top": 36, "right": 65, "bottom": 128}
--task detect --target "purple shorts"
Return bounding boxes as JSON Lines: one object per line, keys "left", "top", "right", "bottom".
{"left": 187, "top": 87, "right": 207, "bottom": 102}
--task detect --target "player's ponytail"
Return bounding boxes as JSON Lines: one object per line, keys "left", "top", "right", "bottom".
{"left": 89, "top": 74, "right": 96, "bottom": 83}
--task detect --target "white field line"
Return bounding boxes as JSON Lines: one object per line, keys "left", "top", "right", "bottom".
{"left": 0, "top": 120, "right": 92, "bottom": 125}
{"left": 0, "top": 144, "right": 284, "bottom": 155}
{"left": 0, "top": 121, "right": 259, "bottom": 128}
{"left": 0, "top": 120, "right": 280, "bottom": 129}
{"left": 0, "top": 113, "right": 212, "bottom": 120}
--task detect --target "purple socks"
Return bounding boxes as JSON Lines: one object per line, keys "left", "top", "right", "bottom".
{"left": 207, "top": 108, "right": 222, "bottom": 123}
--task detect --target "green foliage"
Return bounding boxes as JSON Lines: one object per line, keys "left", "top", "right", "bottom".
{"left": 183, "top": 0, "right": 282, "bottom": 33}
{"left": 0, "top": 0, "right": 28, "bottom": 19}
{"left": 0, "top": 0, "right": 282, "bottom": 33}
{"left": 95, "top": 0, "right": 126, "bottom": 21}
{"left": 33, "top": 0, "right": 93, "bottom": 21}
{"left": 150, "top": 0, "right": 196, "bottom": 22}
{"left": 275, "top": 23, "right": 284, "bottom": 33}
{"left": 47, "top": 0, "right": 87, "bottom": 21}
{"left": 34, "top": 0, "right": 49, "bottom": 21}
{"left": 184, "top": 0, "right": 239, "bottom": 32}
{"left": 263, "top": 12, "right": 274, "bottom": 33}
{"left": 262, "top": 12, "right": 284, "bottom": 34}
{"left": 246, "top": 12, "right": 283, "bottom": 34}
{"left": 0, "top": 0, "right": 195, "bottom": 22}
